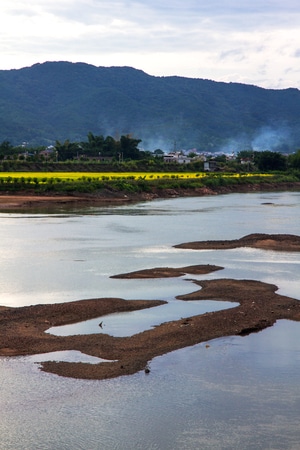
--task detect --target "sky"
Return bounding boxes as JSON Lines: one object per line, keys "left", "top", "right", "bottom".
{"left": 0, "top": 0, "right": 299, "bottom": 89}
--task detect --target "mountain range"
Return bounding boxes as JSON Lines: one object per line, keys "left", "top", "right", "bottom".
{"left": 0, "top": 61, "right": 299, "bottom": 152}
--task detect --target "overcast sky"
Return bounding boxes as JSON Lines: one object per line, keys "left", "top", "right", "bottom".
{"left": 1, "top": 0, "right": 299, "bottom": 89}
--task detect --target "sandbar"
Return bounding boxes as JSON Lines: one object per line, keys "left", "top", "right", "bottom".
{"left": 1, "top": 277, "right": 300, "bottom": 379}
{"left": 111, "top": 264, "right": 223, "bottom": 278}
{"left": 174, "top": 233, "right": 300, "bottom": 252}
{"left": 1, "top": 235, "right": 299, "bottom": 380}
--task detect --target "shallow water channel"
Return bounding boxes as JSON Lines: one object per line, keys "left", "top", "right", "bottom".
{"left": 0, "top": 191, "right": 299, "bottom": 449}
{"left": 47, "top": 299, "right": 239, "bottom": 337}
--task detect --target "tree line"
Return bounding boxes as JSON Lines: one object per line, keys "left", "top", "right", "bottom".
{"left": 236, "top": 149, "right": 300, "bottom": 171}
{"left": 0, "top": 133, "right": 300, "bottom": 172}
{"left": 0, "top": 133, "right": 143, "bottom": 162}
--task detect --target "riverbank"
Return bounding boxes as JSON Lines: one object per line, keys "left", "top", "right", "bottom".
{"left": 0, "top": 181, "right": 299, "bottom": 210}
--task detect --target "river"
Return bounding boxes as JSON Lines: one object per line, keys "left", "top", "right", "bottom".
{"left": 0, "top": 191, "right": 299, "bottom": 449}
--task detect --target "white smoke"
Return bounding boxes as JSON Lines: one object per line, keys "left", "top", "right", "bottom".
{"left": 218, "top": 125, "right": 292, "bottom": 155}
{"left": 251, "top": 125, "right": 291, "bottom": 151}
{"left": 140, "top": 137, "right": 174, "bottom": 153}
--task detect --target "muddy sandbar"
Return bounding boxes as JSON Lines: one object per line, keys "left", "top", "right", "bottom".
{"left": 174, "top": 233, "right": 300, "bottom": 252}
{"left": 1, "top": 278, "right": 300, "bottom": 380}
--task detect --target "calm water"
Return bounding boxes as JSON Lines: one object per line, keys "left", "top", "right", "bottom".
{"left": 47, "top": 300, "right": 239, "bottom": 337}
{"left": 0, "top": 191, "right": 299, "bottom": 449}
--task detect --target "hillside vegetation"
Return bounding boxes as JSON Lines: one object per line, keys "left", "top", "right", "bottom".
{"left": 0, "top": 62, "right": 300, "bottom": 151}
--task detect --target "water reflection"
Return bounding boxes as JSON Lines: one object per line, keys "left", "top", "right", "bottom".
{"left": 0, "top": 191, "right": 299, "bottom": 449}
{"left": 0, "top": 192, "right": 299, "bottom": 308}
{"left": 0, "top": 320, "right": 300, "bottom": 449}
{"left": 47, "top": 300, "right": 239, "bottom": 337}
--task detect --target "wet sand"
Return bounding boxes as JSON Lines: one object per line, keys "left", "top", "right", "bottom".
{"left": 0, "top": 248, "right": 300, "bottom": 380}
{"left": 0, "top": 194, "right": 134, "bottom": 210}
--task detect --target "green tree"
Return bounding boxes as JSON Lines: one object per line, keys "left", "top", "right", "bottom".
{"left": 254, "top": 151, "right": 286, "bottom": 171}
{"left": 103, "top": 136, "right": 119, "bottom": 157}
{"left": 55, "top": 140, "right": 80, "bottom": 161}
{"left": 288, "top": 150, "right": 300, "bottom": 169}
{"left": 84, "top": 132, "right": 105, "bottom": 156}
{"left": 120, "top": 135, "right": 142, "bottom": 160}
{"left": 236, "top": 150, "right": 254, "bottom": 161}
{"left": 0, "top": 140, "right": 15, "bottom": 156}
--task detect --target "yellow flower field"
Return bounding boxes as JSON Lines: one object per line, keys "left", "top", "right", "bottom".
{"left": 0, "top": 171, "right": 273, "bottom": 182}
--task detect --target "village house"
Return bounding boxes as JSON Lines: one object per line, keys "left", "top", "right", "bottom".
{"left": 163, "top": 152, "right": 192, "bottom": 164}
{"left": 204, "top": 160, "right": 219, "bottom": 171}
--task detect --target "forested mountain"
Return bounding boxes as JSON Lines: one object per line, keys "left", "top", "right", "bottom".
{"left": 0, "top": 61, "right": 299, "bottom": 152}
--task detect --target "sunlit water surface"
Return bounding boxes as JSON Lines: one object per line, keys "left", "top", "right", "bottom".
{"left": 0, "top": 191, "right": 299, "bottom": 449}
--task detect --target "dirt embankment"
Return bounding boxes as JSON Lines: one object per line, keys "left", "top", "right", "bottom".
{"left": 0, "top": 181, "right": 299, "bottom": 210}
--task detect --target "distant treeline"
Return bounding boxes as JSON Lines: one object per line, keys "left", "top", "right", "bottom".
{"left": 0, "top": 134, "right": 300, "bottom": 173}
{"left": 0, "top": 133, "right": 143, "bottom": 161}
